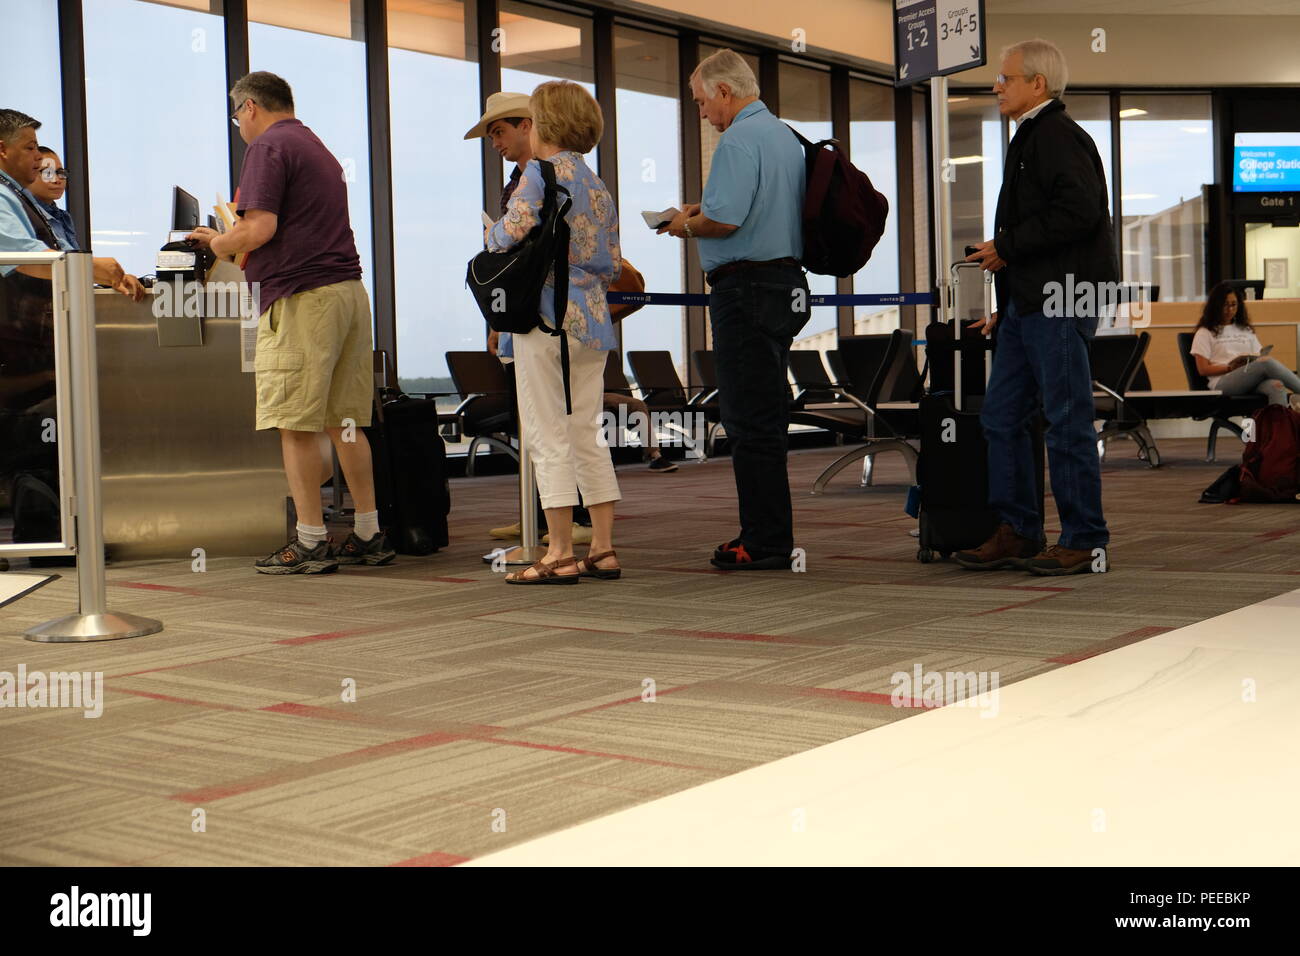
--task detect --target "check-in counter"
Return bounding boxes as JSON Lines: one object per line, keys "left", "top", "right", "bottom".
{"left": 1135, "top": 300, "right": 1300, "bottom": 390}
{"left": 96, "top": 260, "right": 287, "bottom": 559}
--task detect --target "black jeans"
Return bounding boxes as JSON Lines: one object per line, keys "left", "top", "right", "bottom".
{"left": 708, "top": 263, "right": 810, "bottom": 555}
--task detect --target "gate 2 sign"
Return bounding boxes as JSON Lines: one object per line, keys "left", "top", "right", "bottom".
{"left": 895, "top": 0, "right": 986, "bottom": 87}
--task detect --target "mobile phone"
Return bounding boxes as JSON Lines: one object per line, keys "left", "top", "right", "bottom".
{"left": 964, "top": 245, "right": 980, "bottom": 257}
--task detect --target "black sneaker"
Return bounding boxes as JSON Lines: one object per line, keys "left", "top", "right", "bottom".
{"left": 254, "top": 539, "right": 339, "bottom": 575}
{"left": 336, "top": 531, "right": 397, "bottom": 566}
{"left": 648, "top": 456, "right": 678, "bottom": 473}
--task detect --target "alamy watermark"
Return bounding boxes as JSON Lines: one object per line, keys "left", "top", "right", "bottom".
{"left": 890, "top": 664, "right": 1000, "bottom": 718}
{"left": 151, "top": 277, "right": 260, "bottom": 320}
{"left": 1042, "top": 275, "right": 1157, "bottom": 326}
{"left": 596, "top": 405, "right": 708, "bottom": 459}
{"left": 0, "top": 666, "right": 103, "bottom": 718}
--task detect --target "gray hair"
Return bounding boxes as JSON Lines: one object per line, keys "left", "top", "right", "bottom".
{"left": 1003, "top": 38, "right": 1068, "bottom": 99}
{"left": 691, "top": 49, "right": 759, "bottom": 100}
{"left": 0, "top": 109, "right": 40, "bottom": 145}
{"left": 230, "top": 71, "right": 295, "bottom": 113}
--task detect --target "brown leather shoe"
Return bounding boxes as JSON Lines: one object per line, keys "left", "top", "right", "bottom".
{"left": 952, "top": 522, "right": 1041, "bottom": 570}
{"left": 1027, "top": 544, "right": 1107, "bottom": 576}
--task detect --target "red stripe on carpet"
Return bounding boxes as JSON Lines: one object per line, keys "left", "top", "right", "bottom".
{"left": 275, "top": 626, "right": 384, "bottom": 646}
{"left": 974, "top": 594, "right": 1063, "bottom": 616}
{"left": 484, "top": 737, "right": 719, "bottom": 771}
{"left": 785, "top": 686, "right": 918, "bottom": 707}
{"left": 428, "top": 577, "right": 477, "bottom": 583}
{"left": 1256, "top": 529, "right": 1297, "bottom": 541}
{"left": 390, "top": 852, "right": 469, "bottom": 867}
{"left": 260, "top": 701, "right": 502, "bottom": 735}
{"left": 826, "top": 555, "right": 915, "bottom": 563}
{"left": 110, "top": 653, "right": 259, "bottom": 679}
{"left": 168, "top": 731, "right": 464, "bottom": 803}
{"left": 1045, "top": 625, "right": 1176, "bottom": 664}
{"left": 658, "top": 628, "right": 833, "bottom": 646}
{"left": 999, "top": 585, "right": 1074, "bottom": 592}
{"left": 112, "top": 688, "right": 246, "bottom": 711}
{"left": 115, "top": 581, "right": 209, "bottom": 597}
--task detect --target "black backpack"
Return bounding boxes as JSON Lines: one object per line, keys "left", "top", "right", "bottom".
{"left": 466, "top": 159, "right": 574, "bottom": 410}
{"left": 787, "top": 126, "right": 889, "bottom": 278}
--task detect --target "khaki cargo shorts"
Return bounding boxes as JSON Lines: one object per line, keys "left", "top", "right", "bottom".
{"left": 254, "top": 279, "right": 373, "bottom": 431}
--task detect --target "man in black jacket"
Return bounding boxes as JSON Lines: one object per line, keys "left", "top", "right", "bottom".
{"left": 956, "top": 39, "right": 1117, "bottom": 576}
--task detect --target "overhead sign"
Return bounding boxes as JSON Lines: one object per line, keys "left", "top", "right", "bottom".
{"left": 894, "top": 0, "right": 986, "bottom": 87}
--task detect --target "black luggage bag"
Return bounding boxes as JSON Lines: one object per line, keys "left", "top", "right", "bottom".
{"left": 916, "top": 263, "right": 1045, "bottom": 562}
{"left": 365, "top": 388, "right": 451, "bottom": 556}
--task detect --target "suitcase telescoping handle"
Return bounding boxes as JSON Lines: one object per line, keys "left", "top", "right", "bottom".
{"left": 949, "top": 260, "right": 994, "bottom": 411}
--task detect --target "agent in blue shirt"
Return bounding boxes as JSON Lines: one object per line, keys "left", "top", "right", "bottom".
{"left": 30, "top": 147, "right": 81, "bottom": 251}
{"left": 661, "top": 50, "right": 810, "bottom": 571}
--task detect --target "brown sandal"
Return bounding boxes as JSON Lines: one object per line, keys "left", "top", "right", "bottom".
{"left": 577, "top": 550, "right": 621, "bottom": 580}
{"left": 506, "top": 556, "right": 580, "bottom": 585}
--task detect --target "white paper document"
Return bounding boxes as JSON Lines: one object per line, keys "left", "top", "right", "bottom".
{"left": 642, "top": 207, "right": 680, "bottom": 230}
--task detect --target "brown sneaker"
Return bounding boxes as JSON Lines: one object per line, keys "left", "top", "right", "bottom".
{"left": 1027, "top": 544, "right": 1108, "bottom": 576}
{"left": 952, "top": 522, "right": 1041, "bottom": 571}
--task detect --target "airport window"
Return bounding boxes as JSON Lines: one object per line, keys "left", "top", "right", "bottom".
{"left": 615, "top": 25, "right": 685, "bottom": 375}
{"left": 386, "top": 0, "right": 482, "bottom": 384}
{"left": 1120, "top": 94, "right": 1213, "bottom": 301}
{"left": 248, "top": 0, "right": 375, "bottom": 305}
{"left": 849, "top": 77, "right": 900, "bottom": 333}
{"left": 946, "top": 93, "right": 1004, "bottom": 269}
{"left": 16, "top": 0, "right": 62, "bottom": 158}
{"left": 779, "top": 62, "right": 836, "bottom": 336}
{"left": 82, "top": 0, "right": 230, "bottom": 276}
{"left": 499, "top": 1, "right": 597, "bottom": 168}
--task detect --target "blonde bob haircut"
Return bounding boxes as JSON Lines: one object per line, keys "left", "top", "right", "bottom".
{"left": 530, "top": 81, "right": 604, "bottom": 154}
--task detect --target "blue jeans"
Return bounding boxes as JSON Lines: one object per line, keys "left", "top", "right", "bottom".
{"left": 708, "top": 264, "right": 810, "bottom": 554}
{"left": 1215, "top": 357, "right": 1300, "bottom": 405}
{"left": 980, "top": 299, "right": 1108, "bottom": 550}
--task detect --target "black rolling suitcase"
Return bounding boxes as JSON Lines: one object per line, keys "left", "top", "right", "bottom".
{"left": 916, "top": 263, "right": 1044, "bottom": 563}
{"left": 366, "top": 386, "right": 451, "bottom": 556}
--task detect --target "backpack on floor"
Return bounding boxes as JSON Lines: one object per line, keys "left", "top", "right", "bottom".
{"left": 1237, "top": 404, "right": 1300, "bottom": 503}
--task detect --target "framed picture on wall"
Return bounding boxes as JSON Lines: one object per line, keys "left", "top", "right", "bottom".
{"left": 1264, "top": 258, "right": 1288, "bottom": 289}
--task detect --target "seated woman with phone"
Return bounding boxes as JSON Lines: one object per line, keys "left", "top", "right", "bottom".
{"left": 1190, "top": 281, "right": 1300, "bottom": 409}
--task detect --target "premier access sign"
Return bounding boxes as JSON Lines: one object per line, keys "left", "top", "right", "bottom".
{"left": 894, "top": 0, "right": 986, "bottom": 86}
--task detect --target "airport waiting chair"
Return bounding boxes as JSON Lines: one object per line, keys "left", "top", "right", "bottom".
{"left": 444, "top": 351, "right": 518, "bottom": 477}
{"left": 789, "top": 330, "right": 920, "bottom": 494}
{"left": 1175, "top": 332, "right": 1269, "bottom": 462}
{"left": 788, "top": 350, "right": 839, "bottom": 407}
{"left": 626, "top": 350, "right": 714, "bottom": 460}
{"left": 1091, "top": 332, "right": 1160, "bottom": 467}
{"left": 688, "top": 350, "right": 727, "bottom": 455}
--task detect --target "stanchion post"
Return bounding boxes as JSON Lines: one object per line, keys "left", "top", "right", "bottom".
{"left": 25, "top": 253, "right": 163, "bottom": 642}
{"left": 482, "top": 412, "right": 546, "bottom": 568}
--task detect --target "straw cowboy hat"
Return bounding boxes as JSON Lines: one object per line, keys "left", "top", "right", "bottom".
{"left": 464, "top": 92, "right": 532, "bottom": 140}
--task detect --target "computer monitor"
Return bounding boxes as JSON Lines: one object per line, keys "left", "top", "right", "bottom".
{"left": 171, "top": 186, "right": 200, "bottom": 231}
{"left": 1223, "top": 279, "right": 1266, "bottom": 301}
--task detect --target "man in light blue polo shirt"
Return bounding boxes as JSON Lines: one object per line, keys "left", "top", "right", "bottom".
{"left": 661, "top": 49, "right": 810, "bottom": 571}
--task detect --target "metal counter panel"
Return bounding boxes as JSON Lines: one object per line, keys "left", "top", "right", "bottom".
{"left": 95, "top": 273, "right": 286, "bottom": 560}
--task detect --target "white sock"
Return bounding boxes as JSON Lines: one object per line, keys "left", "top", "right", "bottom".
{"left": 354, "top": 510, "right": 380, "bottom": 540}
{"left": 296, "top": 522, "right": 327, "bottom": 549}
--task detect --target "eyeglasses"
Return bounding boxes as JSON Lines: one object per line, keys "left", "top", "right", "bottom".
{"left": 230, "top": 100, "right": 250, "bottom": 128}
{"left": 41, "top": 167, "right": 69, "bottom": 182}
{"left": 996, "top": 73, "right": 1032, "bottom": 86}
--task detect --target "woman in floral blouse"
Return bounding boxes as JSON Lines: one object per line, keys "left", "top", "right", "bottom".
{"left": 486, "top": 80, "right": 623, "bottom": 584}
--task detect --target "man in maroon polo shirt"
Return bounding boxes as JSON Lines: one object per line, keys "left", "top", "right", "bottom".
{"left": 189, "top": 71, "right": 393, "bottom": 574}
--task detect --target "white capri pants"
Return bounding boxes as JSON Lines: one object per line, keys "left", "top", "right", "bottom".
{"left": 512, "top": 328, "right": 622, "bottom": 510}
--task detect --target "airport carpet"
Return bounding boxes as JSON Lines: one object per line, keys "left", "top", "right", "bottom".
{"left": 0, "top": 438, "right": 1296, "bottom": 866}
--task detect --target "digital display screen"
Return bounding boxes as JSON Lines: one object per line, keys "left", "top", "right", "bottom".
{"left": 1233, "top": 133, "right": 1300, "bottom": 192}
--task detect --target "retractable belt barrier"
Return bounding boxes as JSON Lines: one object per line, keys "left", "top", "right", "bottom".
{"left": 606, "top": 291, "right": 937, "bottom": 308}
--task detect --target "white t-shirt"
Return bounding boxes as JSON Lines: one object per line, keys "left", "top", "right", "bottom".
{"left": 1190, "top": 325, "right": 1262, "bottom": 389}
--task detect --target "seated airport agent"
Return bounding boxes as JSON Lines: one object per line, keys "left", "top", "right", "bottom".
{"left": 1192, "top": 281, "right": 1300, "bottom": 410}
{"left": 661, "top": 49, "right": 809, "bottom": 571}
{"left": 186, "top": 72, "right": 393, "bottom": 575}
{"left": 29, "top": 147, "right": 81, "bottom": 252}
{"left": 957, "top": 39, "right": 1114, "bottom": 577}
{"left": 0, "top": 109, "right": 144, "bottom": 300}
{"left": 485, "top": 81, "right": 623, "bottom": 585}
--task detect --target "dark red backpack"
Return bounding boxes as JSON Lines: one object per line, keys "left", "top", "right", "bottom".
{"left": 787, "top": 126, "right": 889, "bottom": 278}
{"left": 1238, "top": 404, "right": 1300, "bottom": 503}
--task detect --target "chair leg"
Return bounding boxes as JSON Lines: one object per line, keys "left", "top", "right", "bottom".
{"left": 466, "top": 437, "right": 482, "bottom": 477}
{"left": 861, "top": 454, "right": 874, "bottom": 487}
{"left": 811, "top": 439, "right": 917, "bottom": 495}
{"left": 1136, "top": 426, "right": 1160, "bottom": 468}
